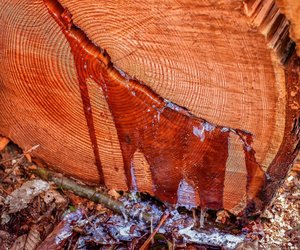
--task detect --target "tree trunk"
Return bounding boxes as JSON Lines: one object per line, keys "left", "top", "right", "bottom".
{"left": 276, "top": 0, "right": 300, "bottom": 56}
{"left": 0, "top": 0, "right": 299, "bottom": 215}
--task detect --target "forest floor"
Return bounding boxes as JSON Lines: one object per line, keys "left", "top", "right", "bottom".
{"left": 0, "top": 141, "right": 299, "bottom": 249}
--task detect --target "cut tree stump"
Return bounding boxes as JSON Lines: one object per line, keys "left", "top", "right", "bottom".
{"left": 0, "top": 0, "right": 299, "bottom": 215}
{"left": 276, "top": 0, "right": 300, "bottom": 56}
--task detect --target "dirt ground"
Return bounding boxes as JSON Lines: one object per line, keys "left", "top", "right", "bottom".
{"left": 0, "top": 141, "right": 299, "bottom": 249}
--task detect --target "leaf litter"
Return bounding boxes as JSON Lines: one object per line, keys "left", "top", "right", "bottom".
{"left": 5, "top": 180, "right": 49, "bottom": 213}
{"left": 0, "top": 142, "right": 299, "bottom": 249}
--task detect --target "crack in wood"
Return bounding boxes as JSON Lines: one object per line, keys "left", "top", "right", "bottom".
{"left": 43, "top": 0, "right": 267, "bottom": 214}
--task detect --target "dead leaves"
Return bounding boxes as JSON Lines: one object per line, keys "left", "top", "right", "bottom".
{"left": 5, "top": 180, "right": 50, "bottom": 213}
{"left": 0, "top": 142, "right": 299, "bottom": 249}
{"left": 42, "top": 189, "right": 66, "bottom": 206}
{"left": 10, "top": 234, "right": 27, "bottom": 250}
{"left": 24, "top": 226, "right": 41, "bottom": 250}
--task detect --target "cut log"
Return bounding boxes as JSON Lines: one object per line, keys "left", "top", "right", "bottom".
{"left": 276, "top": 0, "right": 300, "bottom": 56}
{"left": 0, "top": 0, "right": 299, "bottom": 215}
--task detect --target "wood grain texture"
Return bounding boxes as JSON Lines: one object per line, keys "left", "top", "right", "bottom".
{"left": 0, "top": 0, "right": 299, "bottom": 215}
{"left": 87, "top": 78, "right": 127, "bottom": 190}
{"left": 223, "top": 133, "right": 247, "bottom": 214}
{"left": 132, "top": 150, "right": 154, "bottom": 195}
{"left": 58, "top": 0, "right": 286, "bottom": 170}
{"left": 276, "top": 0, "right": 300, "bottom": 56}
{"left": 245, "top": 0, "right": 295, "bottom": 63}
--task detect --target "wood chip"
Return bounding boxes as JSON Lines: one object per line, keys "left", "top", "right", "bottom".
{"left": 28, "top": 165, "right": 37, "bottom": 170}
{"left": 0, "top": 137, "right": 9, "bottom": 151}
{"left": 25, "top": 153, "right": 32, "bottom": 163}
{"left": 108, "top": 189, "right": 121, "bottom": 200}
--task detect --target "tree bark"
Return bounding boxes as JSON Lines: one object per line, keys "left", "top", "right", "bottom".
{"left": 276, "top": 0, "right": 300, "bottom": 56}
{"left": 0, "top": 0, "right": 299, "bottom": 215}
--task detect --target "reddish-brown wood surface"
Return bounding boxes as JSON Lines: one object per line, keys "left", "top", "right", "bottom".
{"left": 0, "top": 0, "right": 299, "bottom": 215}
{"left": 276, "top": 0, "right": 300, "bottom": 56}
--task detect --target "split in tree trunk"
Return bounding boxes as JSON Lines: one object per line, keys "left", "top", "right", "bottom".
{"left": 0, "top": 0, "right": 299, "bottom": 216}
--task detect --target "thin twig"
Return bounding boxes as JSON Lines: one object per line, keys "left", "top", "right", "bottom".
{"left": 66, "top": 234, "right": 73, "bottom": 250}
{"left": 140, "top": 212, "right": 169, "bottom": 250}
{"left": 30, "top": 166, "right": 154, "bottom": 223}
{"left": 0, "top": 186, "right": 9, "bottom": 195}
{"left": 200, "top": 207, "right": 206, "bottom": 228}
{"left": 133, "top": 232, "right": 148, "bottom": 249}
{"left": 0, "top": 145, "right": 40, "bottom": 165}
{"left": 0, "top": 156, "right": 23, "bottom": 165}
{"left": 150, "top": 216, "right": 154, "bottom": 244}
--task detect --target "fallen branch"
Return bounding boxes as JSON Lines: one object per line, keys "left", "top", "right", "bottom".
{"left": 30, "top": 166, "right": 153, "bottom": 223}
{"left": 28, "top": 166, "right": 245, "bottom": 249}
